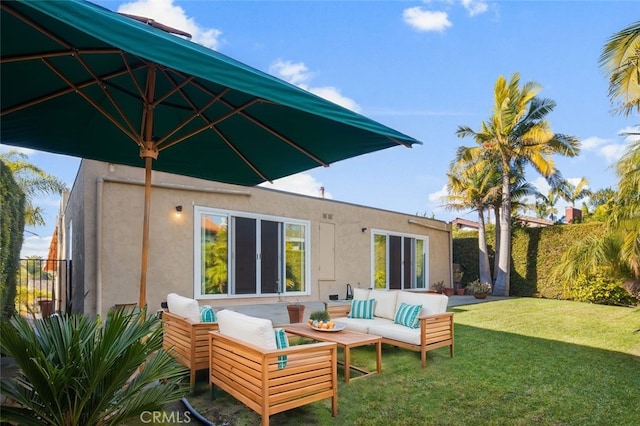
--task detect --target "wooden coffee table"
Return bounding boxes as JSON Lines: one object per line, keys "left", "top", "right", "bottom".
{"left": 283, "top": 323, "right": 382, "bottom": 383}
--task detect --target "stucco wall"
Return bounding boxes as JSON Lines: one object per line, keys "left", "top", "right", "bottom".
{"left": 72, "top": 160, "right": 452, "bottom": 316}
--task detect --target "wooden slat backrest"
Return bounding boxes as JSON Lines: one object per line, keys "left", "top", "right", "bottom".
{"left": 209, "top": 330, "right": 338, "bottom": 426}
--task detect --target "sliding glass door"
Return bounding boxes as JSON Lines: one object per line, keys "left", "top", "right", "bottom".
{"left": 372, "top": 230, "right": 428, "bottom": 290}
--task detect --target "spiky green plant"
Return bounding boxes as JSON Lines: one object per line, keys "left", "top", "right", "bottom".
{"left": 308, "top": 310, "right": 331, "bottom": 322}
{"left": 0, "top": 308, "right": 188, "bottom": 425}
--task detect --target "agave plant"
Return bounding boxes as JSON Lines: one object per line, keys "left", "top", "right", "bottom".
{"left": 0, "top": 308, "right": 188, "bottom": 425}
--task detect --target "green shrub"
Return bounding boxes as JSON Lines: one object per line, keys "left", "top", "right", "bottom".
{"left": 453, "top": 222, "right": 608, "bottom": 299}
{"left": 569, "top": 272, "right": 637, "bottom": 306}
{"left": 15, "top": 285, "right": 51, "bottom": 317}
{"left": 309, "top": 310, "right": 331, "bottom": 322}
{"left": 0, "top": 308, "right": 189, "bottom": 425}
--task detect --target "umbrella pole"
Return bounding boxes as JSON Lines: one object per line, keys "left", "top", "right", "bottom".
{"left": 139, "top": 156, "right": 153, "bottom": 309}
{"left": 139, "top": 64, "right": 157, "bottom": 310}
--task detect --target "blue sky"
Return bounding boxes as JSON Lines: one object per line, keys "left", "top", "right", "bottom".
{"left": 3, "top": 0, "right": 638, "bottom": 257}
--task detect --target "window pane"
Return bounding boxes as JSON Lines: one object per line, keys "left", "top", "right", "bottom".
{"left": 261, "top": 220, "right": 280, "bottom": 294}
{"left": 235, "top": 217, "right": 257, "bottom": 294}
{"left": 201, "top": 214, "right": 228, "bottom": 294}
{"left": 285, "top": 224, "right": 305, "bottom": 292}
{"left": 403, "top": 237, "right": 413, "bottom": 289}
{"left": 373, "top": 234, "right": 387, "bottom": 289}
{"left": 389, "top": 235, "right": 402, "bottom": 290}
{"left": 415, "top": 239, "right": 426, "bottom": 288}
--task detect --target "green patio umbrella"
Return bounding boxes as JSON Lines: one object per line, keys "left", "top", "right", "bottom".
{"left": 1, "top": 0, "right": 421, "bottom": 309}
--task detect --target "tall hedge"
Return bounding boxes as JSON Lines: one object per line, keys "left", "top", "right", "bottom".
{"left": 0, "top": 160, "right": 25, "bottom": 320}
{"left": 453, "top": 222, "right": 606, "bottom": 298}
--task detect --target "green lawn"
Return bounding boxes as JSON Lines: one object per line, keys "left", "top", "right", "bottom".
{"left": 172, "top": 298, "right": 640, "bottom": 425}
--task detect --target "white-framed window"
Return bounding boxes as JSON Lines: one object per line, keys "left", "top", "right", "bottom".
{"left": 371, "top": 229, "right": 428, "bottom": 290}
{"left": 194, "top": 206, "right": 310, "bottom": 299}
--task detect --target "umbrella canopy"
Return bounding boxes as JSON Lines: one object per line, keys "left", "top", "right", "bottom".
{"left": 1, "top": 0, "right": 421, "bottom": 308}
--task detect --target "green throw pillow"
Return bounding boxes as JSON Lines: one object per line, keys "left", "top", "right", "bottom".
{"left": 348, "top": 299, "right": 375, "bottom": 319}
{"left": 274, "top": 327, "right": 288, "bottom": 369}
{"left": 394, "top": 302, "right": 422, "bottom": 328}
{"left": 199, "top": 305, "right": 216, "bottom": 322}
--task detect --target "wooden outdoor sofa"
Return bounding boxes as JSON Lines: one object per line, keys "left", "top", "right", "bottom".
{"left": 209, "top": 309, "right": 338, "bottom": 426}
{"left": 329, "top": 289, "right": 454, "bottom": 368}
{"left": 161, "top": 293, "right": 219, "bottom": 389}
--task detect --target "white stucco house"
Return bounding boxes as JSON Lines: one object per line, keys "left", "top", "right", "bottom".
{"left": 50, "top": 159, "right": 453, "bottom": 317}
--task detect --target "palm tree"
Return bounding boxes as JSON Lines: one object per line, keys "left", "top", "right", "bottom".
{"left": 589, "top": 187, "right": 617, "bottom": 209}
{"left": 559, "top": 177, "right": 592, "bottom": 208}
{"left": 456, "top": 73, "right": 580, "bottom": 295}
{"left": 0, "top": 150, "right": 68, "bottom": 227}
{"left": 445, "top": 153, "right": 499, "bottom": 285}
{"left": 530, "top": 189, "right": 561, "bottom": 220}
{"left": 552, "top": 139, "right": 639, "bottom": 301}
{"left": 552, "top": 22, "right": 640, "bottom": 302}
{"left": 611, "top": 138, "right": 640, "bottom": 278}
{"left": 599, "top": 20, "right": 640, "bottom": 117}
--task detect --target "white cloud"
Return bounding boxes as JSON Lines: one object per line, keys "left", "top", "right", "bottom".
{"left": 259, "top": 173, "right": 332, "bottom": 199}
{"left": 599, "top": 144, "right": 626, "bottom": 163}
{"left": 117, "top": 0, "right": 222, "bottom": 50}
{"left": 403, "top": 7, "right": 452, "bottom": 32}
{"left": 428, "top": 184, "right": 448, "bottom": 204}
{"left": 21, "top": 235, "right": 52, "bottom": 258}
{"left": 581, "top": 135, "right": 627, "bottom": 164}
{"left": 308, "top": 86, "right": 361, "bottom": 112}
{"left": 580, "top": 136, "right": 605, "bottom": 151}
{"left": 269, "top": 60, "right": 313, "bottom": 86}
{"left": 269, "top": 60, "right": 361, "bottom": 112}
{"left": 531, "top": 176, "right": 550, "bottom": 195}
{"left": 461, "top": 0, "right": 489, "bottom": 16}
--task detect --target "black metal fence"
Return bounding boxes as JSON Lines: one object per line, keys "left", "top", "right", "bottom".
{"left": 16, "top": 258, "right": 72, "bottom": 318}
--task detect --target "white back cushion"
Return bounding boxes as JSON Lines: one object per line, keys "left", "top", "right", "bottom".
{"left": 353, "top": 288, "right": 370, "bottom": 300}
{"left": 166, "top": 293, "right": 201, "bottom": 323}
{"left": 369, "top": 290, "right": 398, "bottom": 320}
{"left": 396, "top": 292, "right": 448, "bottom": 316}
{"left": 216, "top": 309, "right": 277, "bottom": 350}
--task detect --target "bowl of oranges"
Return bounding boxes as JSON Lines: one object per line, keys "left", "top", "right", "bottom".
{"left": 307, "top": 319, "right": 346, "bottom": 332}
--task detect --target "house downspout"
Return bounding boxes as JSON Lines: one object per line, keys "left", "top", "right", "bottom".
{"left": 96, "top": 176, "right": 104, "bottom": 316}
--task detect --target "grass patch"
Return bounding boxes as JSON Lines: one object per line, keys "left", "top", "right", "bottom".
{"left": 165, "top": 298, "right": 640, "bottom": 425}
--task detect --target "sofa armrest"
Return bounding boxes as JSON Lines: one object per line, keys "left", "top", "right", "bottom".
{"left": 417, "top": 311, "right": 453, "bottom": 321}
{"left": 417, "top": 312, "right": 454, "bottom": 354}
{"left": 327, "top": 305, "right": 351, "bottom": 319}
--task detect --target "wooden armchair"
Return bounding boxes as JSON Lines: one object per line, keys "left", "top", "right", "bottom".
{"left": 209, "top": 330, "right": 338, "bottom": 426}
{"left": 162, "top": 311, "right": 219, "bottom": 389}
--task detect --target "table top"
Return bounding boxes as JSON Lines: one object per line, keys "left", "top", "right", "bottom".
{"left": 283, "top": 322, "right": 381, "bottom": 346}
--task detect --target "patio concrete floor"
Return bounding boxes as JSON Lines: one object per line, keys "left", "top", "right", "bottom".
{"left": 221, "top": 294, "right": 507, "bottom": 326}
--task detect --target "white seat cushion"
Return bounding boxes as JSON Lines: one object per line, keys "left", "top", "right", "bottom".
{"left": 369, "top": 290, "right": 398, "bottom": 320}
{"left": 216, "top": 309, "right": 276, "bottom": 350}
{"left": 369, "top": 322, "right": 421, "bottom": 346}
{"left": 166, "top": 293, "right": 201, "bottom": 323}
{"left": 332, "top": 317, "right": 373, "bottom": 334}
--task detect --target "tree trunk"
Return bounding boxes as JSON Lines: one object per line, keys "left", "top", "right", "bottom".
{"left": 477, "top": 206, "right": 493, "bottom": 284}
{"left": 493, "top": 206, "right": 501, "bottom": 282}
{"left": 494, "top": 159, "right": 512, "bottom": 296}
